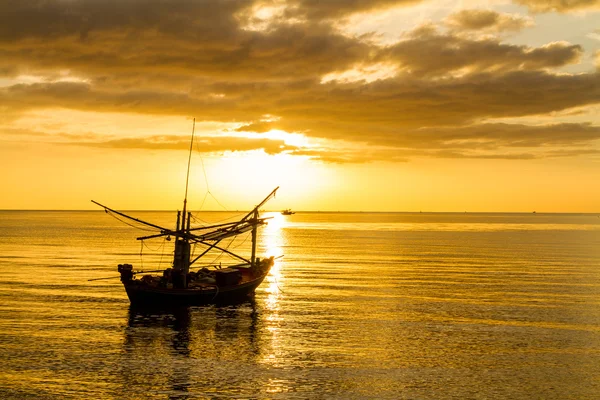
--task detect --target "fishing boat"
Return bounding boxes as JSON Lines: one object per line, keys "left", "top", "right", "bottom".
{"left": 92, "top": 122, "right": 279, "bottom": 306}
{"left": 281, "top": 209, "right": 295, "bottom": 215}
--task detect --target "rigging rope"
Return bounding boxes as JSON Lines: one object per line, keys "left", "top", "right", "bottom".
{"left": 141, "top": 238, "right": 168, "bottom": 252}
{"left": 208, "top": 191, "right": 229, "bottom": 211}
{"left": 138, "top": 237, "right": 169, "bottom": 272}
{"left": 198, "top": 192, "right": 210, "bottom": 215}
{"left": 106, "top": 210, "right": 158, "bottom": 232}
{"left": 189, "top": 210, "right": 246, "bottom": 226}
{"left": 205, "top": 230, "right": 251, "bottom": 265}
{"left": 231, "top": 231, "right": 250, "bottom": 249}
{"left": 193, "top": 140, "right": 229, "bottom": 212}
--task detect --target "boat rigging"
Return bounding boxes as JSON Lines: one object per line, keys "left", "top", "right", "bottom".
{"left": 92, "top": 119, "right": 280, "bottom": 306}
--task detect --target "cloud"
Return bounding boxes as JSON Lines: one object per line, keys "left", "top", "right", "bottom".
{"left": 431, "top": 150, "right": 538, "bottom": 159}
{"left": 588, "top": 29, "right": 600, "bottom": 42}
{"left": 289, "top": 146, "right": 411, "bottom": 163}
{"left": 444, "top": 9, "right": 534, "bottom": 33}
{"left": 281, "top": 0, "right": 421, "bottom": 20}
{"left": 379, "top": 26, "right": 582, "bottom": 77}
{"left": 81, "top": 135, "right": 295, "bottom": 155}
{"left": 0, "top": 126, "right": 296, "bottom": 155}
{"left": 0, "top": 3, "right": 585, "bottom": 87}
{"left": 277, "top": 121, "right": 600, "bottom": 162}
{"left": 284, "top": 120, "right": 600, "bottom": 161}
{"left": 0, "top": 1, "right": 599, "bottom": 164}
{"left": 0, "top": 127, "right": 101, "bottom": 142}
{"left": 3, "top": 70, "right": 599, "bottom": 147}
{"left": 514, "top": 0, "right": 600, "bottom": 13}
{"left": 0, "top": 2, "right": 374, "bottom": 86}
{"left": 235, "top": 121, "right": 277, "bottom": 133}
{"left": 0, "top": 0, "right": 251, "bottom": 42}
{"left": 4, "top": 116, "right": 598, "bottom": 163}
{"left": 403, "top": 122, "right": 600, "bottom": 149}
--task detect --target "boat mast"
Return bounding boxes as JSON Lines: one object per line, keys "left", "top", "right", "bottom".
{"left": 245, "top": 187, "right": 278, "bottom": 267}
{"left": 181, "top": 118, "right": 195, "bottom": 232}
{"left": 172, "top": 119, "right": 196, "bottom": 288}
{"left": 251, "top": 209, "right": 258, "bottom": 267}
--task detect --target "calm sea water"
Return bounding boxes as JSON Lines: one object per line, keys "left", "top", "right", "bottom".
{"left": 1, "top": 211, "right": 599, "bottom": 399}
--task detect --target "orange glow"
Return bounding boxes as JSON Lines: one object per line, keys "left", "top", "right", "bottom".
{"left": 1, "top": 2, "right": 599, "bottom": 212}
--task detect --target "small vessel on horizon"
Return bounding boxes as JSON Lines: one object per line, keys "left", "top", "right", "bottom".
{"left": 281, "top": 209, "right": 295, "bottom": 215}
{"left": 92, "top": 121, "right": 279, "bottom": 306}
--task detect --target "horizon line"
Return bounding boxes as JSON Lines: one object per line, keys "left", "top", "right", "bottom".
{"left": 0, "top": 209, "right": 598, "bottom": 215}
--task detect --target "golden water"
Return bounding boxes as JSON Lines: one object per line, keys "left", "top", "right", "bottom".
{"left": 1, "top": 211, "right": 599, "bottom": 399}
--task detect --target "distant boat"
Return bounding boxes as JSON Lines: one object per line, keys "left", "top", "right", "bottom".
{"left": 281, "top": 209, "right": 295, "bottom": 215}
{"left": 92, "top": 120, "right": 278, "bottom": 306}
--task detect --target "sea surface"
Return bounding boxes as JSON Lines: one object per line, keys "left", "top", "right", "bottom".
{"left": 1, "top": 210, "right": 599, "bottom": 399}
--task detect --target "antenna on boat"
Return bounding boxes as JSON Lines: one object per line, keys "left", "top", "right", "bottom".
{"left": 181, "top": 118, "right": 195, "bottom": 231}
{"left": 170, "top": 118, "right": 196, "bottom": 289}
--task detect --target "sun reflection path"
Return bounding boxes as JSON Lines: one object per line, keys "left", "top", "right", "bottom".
{"left": 261, "top": 212, "right": 286, "bottom": 308}
{"left": 258, "top": 212, "right": 289, "bottom": 369}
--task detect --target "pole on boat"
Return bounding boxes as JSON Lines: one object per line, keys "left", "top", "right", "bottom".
{"left": 181, "top": 118, "right": 195, "bottom": 232}
{"left": 173, "top": 118, "right": 195, "bottom": 289}
{"left": 251, "top": 208, "right": 258, "bottom": 268}
{"left": 91, "top": 200, "right": 171, "bottom": 232}
{"left": 242, "top": 186, "right": 279, "bottom": 222}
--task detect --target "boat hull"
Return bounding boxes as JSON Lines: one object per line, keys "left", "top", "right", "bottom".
{"left": 123, "top": 274, "right": 269, "bottom": 306}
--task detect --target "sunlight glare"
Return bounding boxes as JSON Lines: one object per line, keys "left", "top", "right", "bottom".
{"left": 262, "top": 129, "right": 313, "bottom": 148}
{"left": 260, "top": 212, "right": 285, "bottom": 308}
{"left": 321, "top": 63, "right": 398, "bottom": 84}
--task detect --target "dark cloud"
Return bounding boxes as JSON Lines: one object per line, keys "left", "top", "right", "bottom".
{"left": 515, "top": 0, "right": 600, "bottom": 13}
{"left": 0, "top": 127, "right": 296, "bottom": 155}
{"left": 0, "top": 0, "right": 421, "bottom": 44}
{"left": 236, "top": 71, "right": 600, "bottom": 144}
{"left": 0, "top": 26, "right": 370, "bottom": 85}
{"left": 0, "top": 0, "right": 598, "bottom": 163}
{"left": 0, "top": 81, "right": 258, "bottom": 121}
{"left": 0, "top": 2, "right": 372, "bottom": 84}
{"left": 282, "top": 0, "right": 420, "bottom": 20}
{"left": 0, "top": 4, "right": 584, "bottom": 85}
{"left": 398, "top": 122, "right": 600, "bottom": 149}
{"left": 284, "top": 120, "right": 600, "bottom": 162}
{"left": 380, "top": 26, "right": 581, "bottom": 77}
{"left": 272, "top": 121, "right": 600, "bottom": 163}
{"left": 445, "top": 9, "right": 533, "bottom": 33}
{"left": 2, "top": 71, "right": 599, "bottom": 146}
{"left": 0, "top": 0, "right": 251, "bottom": 42}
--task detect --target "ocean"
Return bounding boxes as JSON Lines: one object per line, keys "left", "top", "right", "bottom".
{"left": 0, "top": 210, "right": 599, "bottom": 399}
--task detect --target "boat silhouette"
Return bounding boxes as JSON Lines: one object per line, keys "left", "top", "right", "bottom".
{"left": 92, "top": 120, "right": 279, "bottom": 306}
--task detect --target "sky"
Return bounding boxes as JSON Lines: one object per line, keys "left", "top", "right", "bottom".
{"left": 0, "top": 0, "right": 599, "bottom": 212}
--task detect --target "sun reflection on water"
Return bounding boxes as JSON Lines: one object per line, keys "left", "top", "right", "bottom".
{"left": 261, "top": 211, "right": 286, "bottom": 296}
{"left": 261, "top": 212, "right": 285, "bottom": 307}
{"left": 258, "top": 212, "right": 288, "bottom": 368}
{"left": 264, "top": 211, "right": 286, "bottom": 233}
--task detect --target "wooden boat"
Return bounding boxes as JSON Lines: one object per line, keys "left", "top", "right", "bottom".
{"left": 281, "top": 208, "right": 295, "bottom": 215}
{"left": 92, "top": 121, "right": 279, "bottom": 306}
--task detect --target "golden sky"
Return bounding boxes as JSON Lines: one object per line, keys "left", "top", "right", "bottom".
{"left": 0, "top": 0, "right": 599, "bottom": 212}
